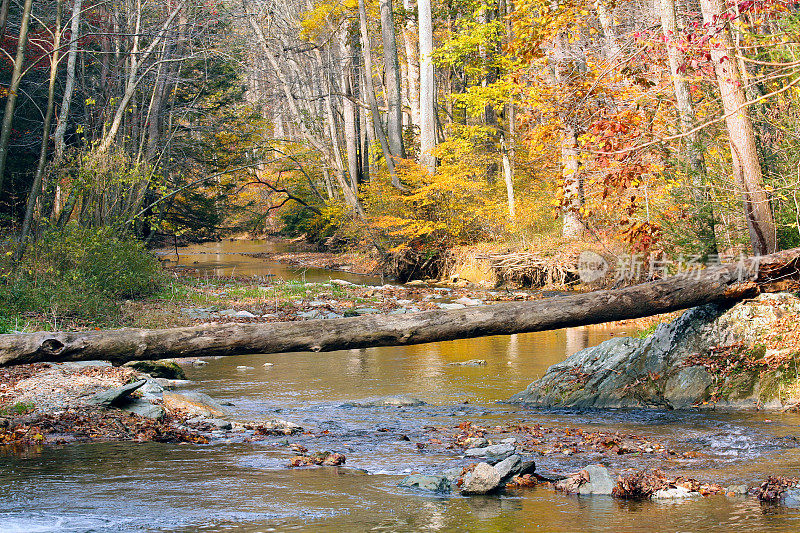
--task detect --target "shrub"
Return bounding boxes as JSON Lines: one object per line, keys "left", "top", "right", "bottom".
{"left": 0, "top": 224, "right": 165, "bottom": 323}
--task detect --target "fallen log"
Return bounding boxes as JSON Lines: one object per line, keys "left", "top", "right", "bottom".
{"left": 1, "top": 248, "right": 799, "bottom": 367}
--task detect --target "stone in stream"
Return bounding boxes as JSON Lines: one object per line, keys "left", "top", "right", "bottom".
{"left": 460, "top": 463, "right": 503, "bottom": 495}
{"left": 162, "top": 391, "right": 229, "bottom": 418}
{"left": 438, "top": 303, "right": 466, "bottom": 310}
{"left": 86, "top": 379, "right": 147, "bottom": 407}
{"left": 255, "top": 418, "right": 303, "bottom": 435}
{"left": 120, "top": 399, "right": 166, "bottom": 419}
{"left": 559, "top": 464, "right": 614, "bottom": 496}
{"left": 342, "top": 396, "right": 427, "bottom": 408}
{"left": 398, "top": 474, "right": 453, "bottom": 493}
{"left": 510, "top": 294, "right": 800, "bottom": 410}
{"left": 448, "top": 359, "right": 487, "bottom": 367}
{"left": 461, "top": 437, "right": 489, "bottom": 449}
{"left": 125, "top": 360, "right": 186, "bottom": 380}
{"left": 464, "top": 443, "right": 515, "bottom": 462}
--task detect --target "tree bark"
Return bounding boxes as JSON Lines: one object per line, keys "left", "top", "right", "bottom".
{"left": 418, "top": 0, "right": 436, "bottom": 173}
{"left": 402, "top": 0, "right": 420, "bottom": 129}
{"left": 2, "top": 248, "right": 799, "bottom": 366}
{"left": 700, "top": 0, "right": 776, "bottom": 255}
{"left": 0, "top": 0, "right": 34, "bottom": 196}
{"left": 379, "top": 0, "right": 405, "bottom": 159}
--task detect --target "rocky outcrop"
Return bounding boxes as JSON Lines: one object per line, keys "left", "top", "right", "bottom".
{"left": 510, "top": 293, "right": 800, "bottom": 410}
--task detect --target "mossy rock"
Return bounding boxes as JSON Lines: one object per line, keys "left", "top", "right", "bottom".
{"left": 125, "top": 360, "right": 186, "bottom": 380}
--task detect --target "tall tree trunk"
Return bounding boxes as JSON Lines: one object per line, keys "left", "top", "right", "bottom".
{"left": 0, "top": 0, "right": 34, "bottom": 196}
{"left": 15, "top": 0, "right": 64, "bottom": 261}
{"left": 53, "top": 0, "right": 83, "bottom": 160}
{"left": 379, "top": 0, "right": 405, "bottom": 159}
{"left": 659, "top": 0, "right": 717, "bottom": 256}
{"left": 700, "top": 0, "right": 776, "bottom": 255}
{"left": 341, "top": 28, "right": 361, "bottom": 190}
{"left": 501, "top": 135, "right": 515, "bottom": 221}
{"left": 553, "top": 31, "right": 583, "bottom": 238}
{"left": 402, "top": 0, "right": 420, "bottom": 129}
{"left": 418, "top": 0, "right": 436, "bottom": 174}
{"left": 358, "top": 0, "right": 401, "bottom": 188}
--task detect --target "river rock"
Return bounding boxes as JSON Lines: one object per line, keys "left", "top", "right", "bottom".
{"left": 125, "top": 360, "right": 186, "bottom": 380}
{"left": 448, "top": 359, "right": 487, "bottom": 367}
{"left": 438, "top": 303, "right": 466, "bottom": 310}
{"left": 577, "top": 464, "right": 615, "bottom": 496}
{"left": 493, "top": 454, "right": 522, "bottom": 480}
{"left": 343, "top": 396, "right": 427, "bottom": 408}
{"left": 510, "top": 293, "right": 800, "bottom": 409}
{"left": 464, "top": 443, "right": 515, "bottom": 462}
{"left": 460, "top": 462, "right": 502, "bottom": 495}
{"left": 120, "top": 399, "right": 165, "bottom": 419}
{"left": 257, "top": 418, "right": 303, "bottom": 434}
{"left": 235, "top": 310, "right": 257, "bottom": 318}
{"left": 86, "top": 379, "right": 147, "bottom": 407}
{"left": 462, "top": 437, "right": 489, "bottom": 449}
{"left": 162, "top": 391, "right": 228, "bottom": 418}
{"left": 398, "top": 474, "right": 452, "bottom": 493}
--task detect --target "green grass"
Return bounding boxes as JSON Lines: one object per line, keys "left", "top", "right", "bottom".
{"left": 0, "top": 401, "right": 35, "bottom": 416}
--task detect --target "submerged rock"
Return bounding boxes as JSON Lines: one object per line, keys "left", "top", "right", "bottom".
{"left": 342, "top": 396, "right": 427, "bottom": 408}
{"left": 448, "top": 359, "right": 487, "bottom": 367}
{"left": 510, "top": 293, "right": 800, "bottom": 409}
{"left": 399, "top": 474, "right": 453, "bottom": 493}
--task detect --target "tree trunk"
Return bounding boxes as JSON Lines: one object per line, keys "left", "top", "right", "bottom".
{"left": 341, "top": 27, "right": 361, "bottom": 190}
{"left": 379, "top": 0, "right": 405, "bottom": 159}
{"left": 501, "top": 135, "right": 515, "bottom": 220}
{"left": 15, "top": 0, "right": 64, "bottom": 262}
{"left": 0, "top": 0, "right": 34, "bottom": 196}
{"left": 700, "top": 0, "right": 776, "bottom": 255}
{"left": 2, "top": 248, "right": 799, "bottom": 366}
{"left": 402, "top": 0, "right": 420, "bottom": 129}
{"left": 418, "top": 0, "right": 436, "bottom": 173}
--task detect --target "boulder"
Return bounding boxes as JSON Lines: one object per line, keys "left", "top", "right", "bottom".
{"left": 577, "top": 465, "right": 615, "bottom": 496}
{"left": 86, "top": 379, "right": 147, "bottom": 407}
{"left": 162, "top": 391, "right": 228, "bottom": 418}
{"left": 460, "top": 462, "right": 502, "bottom": 495}
{"left": 510, "top": 294, "right": 800, "bottom": 409}
{"left": 493, "top": 454, "right": 535, "bottom": 482}
{"left": 399, "top": 474, "right": 452, "bottom": 493}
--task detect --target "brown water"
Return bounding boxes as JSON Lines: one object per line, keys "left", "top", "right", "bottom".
{"left": 2, "top": 241, "right": 800, "bottom": 532}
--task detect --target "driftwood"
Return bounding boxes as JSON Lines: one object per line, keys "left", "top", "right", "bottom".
{"left": 478, "top": 252, "right": 579, "bottom": 288}
{"left": 1, "top": 248, "right": 799, "bottom": 367}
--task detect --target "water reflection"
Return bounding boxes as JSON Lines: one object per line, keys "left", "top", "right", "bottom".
{"left": 155, "top": 239, "right": 381, "bottom": 284}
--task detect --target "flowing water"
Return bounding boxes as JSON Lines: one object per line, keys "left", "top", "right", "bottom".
{"left": 3, "top": 241, "right": 800, "bottom": 532}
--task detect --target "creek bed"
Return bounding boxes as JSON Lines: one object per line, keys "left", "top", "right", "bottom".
{"left": 3, "top": 240, "right": 800, "bottom": 532}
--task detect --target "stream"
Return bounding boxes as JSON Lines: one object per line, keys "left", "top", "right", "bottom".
{"left": 3, "top": 240, "right": 800, "bottom": 532}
